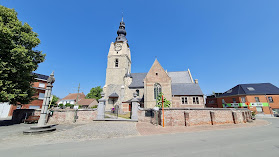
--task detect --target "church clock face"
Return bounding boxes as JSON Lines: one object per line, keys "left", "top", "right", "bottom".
{"left": 115, "top": 43, "right": 122, "bottom": 51}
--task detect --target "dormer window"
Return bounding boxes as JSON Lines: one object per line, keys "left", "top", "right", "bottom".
{"left": 247, "top": 87, "right": 255, "bottom": 91}
{"left": 115, "top": 59, "right": 119, "bottom": 67}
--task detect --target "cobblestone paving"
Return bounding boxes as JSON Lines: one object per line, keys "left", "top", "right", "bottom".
{"left": 0, "top": 121, "right": 139, "bottom": 149}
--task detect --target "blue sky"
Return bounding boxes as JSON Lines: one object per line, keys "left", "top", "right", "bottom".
{"left": 1, "top": 0, "right": 279, "bottom": 98}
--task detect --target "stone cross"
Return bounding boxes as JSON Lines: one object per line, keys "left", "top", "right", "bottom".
{"left": 37, "top": 72, "right": 55, "bottom": 126}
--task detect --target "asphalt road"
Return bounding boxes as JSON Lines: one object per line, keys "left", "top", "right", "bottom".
{"left": 1, "top": 118, "right": 279, "bottom": 157}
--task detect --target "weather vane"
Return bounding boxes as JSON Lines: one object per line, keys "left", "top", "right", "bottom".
{"left": 122, "top": 10, "right": 124, "bottom": 22}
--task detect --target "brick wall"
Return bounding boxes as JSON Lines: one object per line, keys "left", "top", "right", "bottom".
{"left": 137, "top": 109, "right": 157, "bottom": 124}
{"left": 47, "top": 109, "right": 97, "bottom": 124}
{"left": 213, "top": 110, "right": 234, "bottom": 124}
{"left": 122, "top": 103, "right": 130, "bottom": 112}
{"left": 76, "top": 110, "right": 97, "bottom": 123}
{"left": 138, "top": 108, "right": 250, "bottom": 127}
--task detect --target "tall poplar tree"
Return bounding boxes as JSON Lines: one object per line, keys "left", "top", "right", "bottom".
{"left": 0, "top": 5, "right": 45, "bottom": 104}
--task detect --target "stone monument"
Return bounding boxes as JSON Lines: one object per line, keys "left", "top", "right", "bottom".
{"left": 23, "top": 72, "right": 56, "bottom": 134}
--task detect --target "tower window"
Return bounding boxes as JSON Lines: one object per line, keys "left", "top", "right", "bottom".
{"left": 136, "top": 89, "right": 139, "bottom": 96}
{"left": 154, "top": 83, "right": 162, "bottom": 100}
{"left": 115, "top": 59, "right": 119, "bottom": 67}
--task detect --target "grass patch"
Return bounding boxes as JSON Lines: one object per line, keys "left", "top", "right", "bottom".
{"left": 118, "top": 112, "right": 131, "bottom": 119}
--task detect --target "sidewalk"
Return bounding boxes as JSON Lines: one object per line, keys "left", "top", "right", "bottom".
{"left": 0, "top": 117, "right": 12, "bottom": 121}
{"left": 136, "top": 119, "right": 269, "bottom": 136}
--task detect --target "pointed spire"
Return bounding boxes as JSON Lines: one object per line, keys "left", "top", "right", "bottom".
{"left": 115, "top": 14, "right": 127, "bottom": 42}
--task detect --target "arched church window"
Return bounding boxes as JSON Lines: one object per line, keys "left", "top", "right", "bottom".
{"left": 115, "top": 58, "right": 119, "bottom": 67}
{"left": 154, "top": 83, "right": 162, "bottom": 100}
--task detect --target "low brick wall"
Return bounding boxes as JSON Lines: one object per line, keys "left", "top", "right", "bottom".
{"left": 47, "top": 109, "right": 97, "bottom": 124}
{"left": 138, "top": 108, "right": 251, "bottom": 127}
{"left": 137, "top": 109, "right": 157, "bottom": 124}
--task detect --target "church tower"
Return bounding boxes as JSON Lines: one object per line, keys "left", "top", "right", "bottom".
{"left": 104, "top": 19, "right": 131, "bottom": 110}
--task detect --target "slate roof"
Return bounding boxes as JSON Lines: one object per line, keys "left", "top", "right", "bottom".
{"left": 128, "top": 73, "right": 147, "bottom": 88}
{"left": 128, "top": 71, "right": 203, "bottom": 96}
{"left": 219, "top": 83, "right": 279, "bottom": 97}
{"left": 33, "top": 73, "right": 49, "bottom": 81}
{"left": 168, "top": 71, "right": 192, "bottom": 83}
{"left": 172, "top": 83, "right": 203, "bottom": 95}
{"left": 109, "top": 92, "right": 119, "bottom": 98}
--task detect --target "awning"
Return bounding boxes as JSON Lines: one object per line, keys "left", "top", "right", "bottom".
{"left": 109, "top": 92, "right": 119, "bottom": 98}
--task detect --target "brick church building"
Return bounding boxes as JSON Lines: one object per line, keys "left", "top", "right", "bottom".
{"left": 103, "top": 19, "right": 205, "bottom": 112}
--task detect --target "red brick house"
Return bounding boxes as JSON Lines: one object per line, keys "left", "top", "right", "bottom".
{"left": 8, "top": 73, "right": 49, "bottom": 116}
{"left": 205, "top": 93, "right": 222, "bottom": 108}
{"left": 214, "top": 83, "right": 279, "bottom": 115}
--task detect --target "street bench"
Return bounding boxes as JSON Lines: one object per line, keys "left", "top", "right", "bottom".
{"left": 24, "top": 116, "right": 40, "bottom": 124}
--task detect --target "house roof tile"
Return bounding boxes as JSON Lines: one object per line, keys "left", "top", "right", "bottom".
{"left": 62, "top": 93, "right": 86, "bottom": 100}
{"left": 78, "top": 98, "right": 97, "bottom": 106}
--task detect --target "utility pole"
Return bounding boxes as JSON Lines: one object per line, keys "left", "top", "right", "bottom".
{"left": 74, "top": 83, "right": 80, "bottom": 123}
{"left": 162, "top": 94, "right": 164, "bottom": 127}
{"left": 76, "top": 83, "right": 80, "bottom": 106}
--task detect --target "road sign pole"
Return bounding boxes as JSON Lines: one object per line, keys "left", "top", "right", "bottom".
{"left": 162, "top": 95, "right": 164, "bottom": 127}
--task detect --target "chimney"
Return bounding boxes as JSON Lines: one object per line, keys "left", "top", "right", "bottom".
{"left": 194, "top": 79, "right": 198, "bottom": 84}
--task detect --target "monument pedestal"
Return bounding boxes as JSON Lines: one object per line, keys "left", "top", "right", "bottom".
{"left": 23, "top": 124, "right": 57, "bottom": 134}
{"left": 23, "top": 72, "right": 57, "bottom": 134}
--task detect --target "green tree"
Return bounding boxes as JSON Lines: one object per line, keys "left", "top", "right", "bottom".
{"left": 155, "top": 93, "right": 171, "bottom": 108}
{"left": 0, "top": 6, "right": 45, "bottom": 104}
{"left": 86, "top": 86, "right": 103, "bottom": 101}
{"left": 50, "top": 95, "right": 59, "bottom": 106}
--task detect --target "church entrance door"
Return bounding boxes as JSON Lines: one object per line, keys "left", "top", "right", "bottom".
{"left": 104, "top": 98, "right": 119, "bottom": 119}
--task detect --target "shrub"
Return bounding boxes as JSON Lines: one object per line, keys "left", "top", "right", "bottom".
{"left": 155, "top": 93, "right": 171, "bottom": 108}
{"left": 91, "top": 105, "right": 98, "bottom": 109}
{"left": 65, "top": 103, "right": 74, "bottom": 109}
{"left": 59, "top": 104, "right": 64, "bottom": 109}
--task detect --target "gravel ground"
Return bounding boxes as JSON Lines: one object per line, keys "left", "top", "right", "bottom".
{"left": 0, "top": 121, "right": 139, "bottom": 149}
